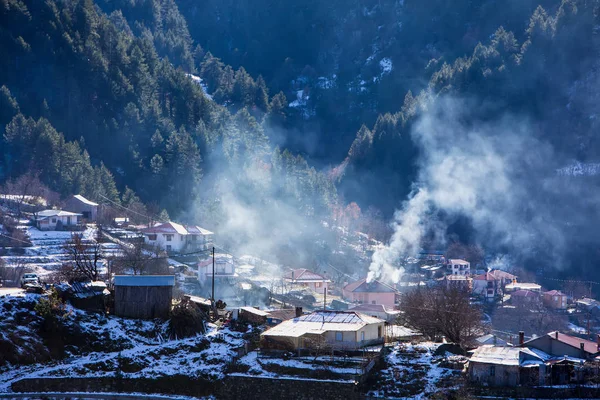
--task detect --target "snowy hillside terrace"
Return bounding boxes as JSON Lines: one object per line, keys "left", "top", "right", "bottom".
{"left": 0, "top": 293, "right": 246, "bottom": 394}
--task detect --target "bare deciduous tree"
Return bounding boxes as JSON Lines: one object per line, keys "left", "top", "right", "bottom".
{"left": 112, "top": 241, "right": 167, "bottom": 275}
{"left": 400, "top": 283, "right": 483, "bottom": 347}
{"left": 62, "top": 233, "right": 103, "bottom": 282}
{"left": 2, "top": 171, "right": 57, "bottom": 216}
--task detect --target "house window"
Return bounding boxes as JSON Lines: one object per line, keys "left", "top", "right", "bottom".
{"left": 490, "top": 366, "right": 495, "bottom": 376}
{"left": 316, "top": 282, "right": 322, "bottom": 288}
{"left": 487, "top": 289, "right": 494, "bottom": 295}
{"left": 148, "top": 234, "right": 157, "bottom": 241}
{"left": 487, "top": 281, "right": 494, "bottom": 288}
{"left": 335, "top": 332, "right": 343, "bottom": 342}
{"left": 165, "top": 234, "right": 173, "bottom": 242}
{"left": 166, "top": 245, "right": 172, "bottom": 251}
{"left": 372, "top": 301, "right": 376, "bottom": 305}
{"left": 377, "top": 326, "right": 382, "bottom": 338}
{"left": 51, "top": 218, "right": 57, "bottom": 223}
{"left": 361, "top": 331, "right": 365, "bottom": 342}
{"left": 554, "top": 296, "right": 558, "bottom": 302}
{"left": 191, "top": 235, "right": 197, "bottom": 241}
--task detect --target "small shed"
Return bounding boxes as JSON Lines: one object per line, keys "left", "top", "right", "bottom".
{"left": 238, "top": 306, "right": 269, "bottom": 325}
{"left": 114, "top": 275, "right": 175, "bottom": 319}
{"left": 64, "top": 194, "right": 99, "bottom": 221}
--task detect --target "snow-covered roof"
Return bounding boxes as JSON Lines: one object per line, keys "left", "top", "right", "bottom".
{"left": 349, "top": 303, "right": 399, "bottom": 315}
{"left": 141, "top": 221, "right": 188, "bottom": 235}
{"left": 469, "top": 345, "right": 546, "bottom": 366}
{"left": 36, "top": 209, "right": 82, "bottom": 218}
{"left": 475, "top": 334, "right": 508, "bottom": 346}
{"left": 73, "top": 194, "right": 99, "bottom": 206}
{"left": 506, "top": 282, "right": 541, "bottom": 291}
{"left": 240, "top": 306, "right": 269, "bottom": 317}
{"left": 141, "top": 221, "right": 213, "bottom": 236}
{"left": 261, "top": 311, "right": 384, "bottom": 338}
{"left": 185, "top": 225, "right": 214, "bottom": 235}
{"left": 114, "top": 275, "right": 175, "bottom": 287}
{"left": 449, "top": 259, "right": 469, "bottom": 265}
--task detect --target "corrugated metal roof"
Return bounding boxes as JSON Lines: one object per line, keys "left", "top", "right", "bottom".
{"left": 114, "top": 275, "right": 175, "bottom": 287}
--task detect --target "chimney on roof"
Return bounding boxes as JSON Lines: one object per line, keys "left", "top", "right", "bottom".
{"left": 555, "top": 331, "right": 559, "bottom": 340}
{"left": 519, "top": 331, "right": 524, "bottom": 347}
{"left": 295, "top": 306, "right": 302, "bottom": 317}
{"left": 597, "top": 334, "right": 600, "bottom": 352}
{"left": 580, "top": 342, "right": 585, "bottom": 358}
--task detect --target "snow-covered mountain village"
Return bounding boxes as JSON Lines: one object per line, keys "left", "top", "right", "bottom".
{"left": 2, "top": 191, "right": 600, "bottom": 400}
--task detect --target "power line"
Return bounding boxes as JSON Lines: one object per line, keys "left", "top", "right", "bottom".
{"left": 0, "top": 232, "right": 32, "bottom": 245}
{"left": 97, "top": 194, "right": 155, "bottom": 222}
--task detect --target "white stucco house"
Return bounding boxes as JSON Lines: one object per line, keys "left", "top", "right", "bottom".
{"left": 140, "top": 221, "right": 213, "bottom": 253}
{"left": 35, "top": 209, "right": 82, "bottom": 230}
{"left": 447, "top": 259, "right": 471, "bottom": 276}
{"left": 261, "top": 310, "right": 385, "bottom": 350}
{"left": 198, "top": 253, "right": 237, "bottom": 283}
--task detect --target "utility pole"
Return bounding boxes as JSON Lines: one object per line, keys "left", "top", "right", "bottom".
{"left": 211, "top": 246, "right": 215, "bottom": 303}
{"left": 324, "top": 286, "right": 327, "bottom": 311}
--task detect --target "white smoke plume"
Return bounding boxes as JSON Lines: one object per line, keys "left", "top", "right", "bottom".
{"left": 368, "top": 96, "right": 560, "bottom": 283}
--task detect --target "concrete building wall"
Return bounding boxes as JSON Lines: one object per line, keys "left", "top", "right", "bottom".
{"left": 144, "top": 233, "right": 186, "bottom": 252}
{"left": 343, "top": 291, "right": 395, "bottom": 308}
{"left": 37, "top": 215, "right": 81, "bottom": 230}
{"left": 469, "top": 362, "right": 519, "bottom": 386}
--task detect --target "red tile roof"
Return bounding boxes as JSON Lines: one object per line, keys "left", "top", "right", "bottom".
{"left": 547, "top": 331, "right": 599, "bottom": 354}
{"left": 473, "top": 270, "right": 517, "bottom": 281}
{"left": 343, "top": 278, "right": 396, "bottom": 293}
{"left": 284, "top": 268, "right": 329, "bottom": 282}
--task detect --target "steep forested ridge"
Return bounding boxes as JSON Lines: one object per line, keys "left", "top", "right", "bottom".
{"left": 0, "top": 0, "right": 337, "bottom": 259}
{"left": 1, "top": 0, "right": 600, "bottom": 275}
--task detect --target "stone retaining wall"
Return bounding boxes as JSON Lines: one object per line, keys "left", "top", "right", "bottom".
{"left": 12, "top": 374, "right": 364, "bottom": 400}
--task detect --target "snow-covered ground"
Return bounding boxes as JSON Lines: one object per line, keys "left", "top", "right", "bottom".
{"left": 234, "top": 351, "right": 360, "bottom": 382}
{"left": 1, "top": 226, "right": 122, "bottom": 280}
{"left": 186, "top": 74, "right": 212, "bottom": 101}
{"left": 0, "top": 294, "right": 245, "bottom": 393}
{"left": 368, "top": 342, "right": 460, "bottom": 399}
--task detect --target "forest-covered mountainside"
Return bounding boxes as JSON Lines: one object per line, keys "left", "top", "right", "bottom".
{"left": 1, "top": 0, "right": 600, "bottom": 276}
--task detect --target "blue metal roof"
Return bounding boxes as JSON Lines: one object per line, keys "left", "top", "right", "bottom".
{"left": 113, "top": 275, "right": 175, "bottom": 287}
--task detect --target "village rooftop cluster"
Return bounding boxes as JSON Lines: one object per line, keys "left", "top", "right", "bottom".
{"left": 2, "top": 192, "right": 600, "bottom": 397}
